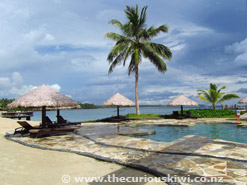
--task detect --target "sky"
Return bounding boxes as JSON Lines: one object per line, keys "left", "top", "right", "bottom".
{"left": 0, "top": 0, "right": 247, "bottom": 105}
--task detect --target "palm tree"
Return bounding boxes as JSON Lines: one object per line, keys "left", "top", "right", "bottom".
{"left": 197, "top": 83, "right": 239, "bottom": 110}
{"left": 105, "top": 5, "right": 172, "bottom": 115}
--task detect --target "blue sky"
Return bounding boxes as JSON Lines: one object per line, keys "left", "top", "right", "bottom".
{"left": 0, "top": 0, "right": 247, "bottom": 105}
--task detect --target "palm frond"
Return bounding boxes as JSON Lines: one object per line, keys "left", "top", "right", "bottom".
{"left": 198, "top": 95, "right": 211, "bottom": 103}
{"left": 209, "top": 83, "right": 218, "bottom": 91}
{"left": 128, "top": 54, "right": 136, "bottom": 75}
{"left": 218, "top": 85, "right": 226, "bottom": 93}
{"left": 109, "top": 19, "right": 123, "bottom": 29}
{"left": 144, "top": 25, "right": 168, "bottom": 39}
{"left": 123, "top": 45, "right": 134, "bottom": 66}
{"left": 107, "top": 41, "right": 130, "bottom": 62}
{"left": 217, "top": 94, "right": 240, "bottom": 103}
{"left": 108, "top": 50, "right": 128, "bottom": 74}
{"left": 139, "top": 6, "right": 147, "bottom": 29}
{"left": 142, "top": 44, "right": 167, "bottom": 72}
{"left": 105, "top": 32, "right": 130, "bottom": 42}
{"left": 149, "top": 42, "right": 172, "bottom": 60}
{"left": 197, "top": 90, "right": 213, "bottom": 102}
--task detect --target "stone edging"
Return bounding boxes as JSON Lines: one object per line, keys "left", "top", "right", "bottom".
{"left": 4, "top": 134, "right": 181, "bottom": 185}
{"left": 79, "top": 133, "right": 247, "bottom": 163}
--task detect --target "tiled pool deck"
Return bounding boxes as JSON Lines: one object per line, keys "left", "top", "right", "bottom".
{"left": 6, "top": 119, "right": 247, "bottom": 185}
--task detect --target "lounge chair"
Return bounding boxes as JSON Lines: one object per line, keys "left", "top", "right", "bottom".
{"left": 43, "top": 116, "right": 72, "bottom": 128}
{"left": 173, "top": 111, "right": 185, "bottom": 119}
{"left": 38, "top": 116, "right": 56, "bottom": 128}
{"left": 58, "top": 115, "right": 67, "bottom": 123}
{"left": 14, "top": 121, "right": 41, "bottom": 135}
{"left": 29, "top": 127, "right": 76, "bottom": 138}
{"left": 14, "top": 121, "right": 75, "bottom": 138}
{"left": 186, "top": 111, "right": 199, "bottom": 119}
{"left": 57, "top": 115, "right": 81, "bottom": 126}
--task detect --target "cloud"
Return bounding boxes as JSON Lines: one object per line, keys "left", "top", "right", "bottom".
{"left": 225, "top": 38, "right": 247, "bottom": 64}
{"left": 12, "top": 72, "right": 24, "bottom": 87}
{"left": 0, "top": 0, "right": 246, "bottom": 106}
{"left": 236, "top": 80, "right": 247, "bottom": 84}
{"left": 0, "top": 77, "right": 11, "bottom": 88}
{"left": 10, "top": 85, "right": 37, "bottom": 96}
{"left": 49, "top": 84, "right": 61, "bottom": 92}
{"left": 236, "top": 88, "right": 247, "bottom": 94}
{"left": 0, "top": 72, "right": 63, "bottom": 98}
{"left": 44, "top": 34, "right": 55, "bottom": 41}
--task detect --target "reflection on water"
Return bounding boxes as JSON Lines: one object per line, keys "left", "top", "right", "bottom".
{"left": 137, "top": 123, "right": 247, "bottom": 144}
{"left": 208, "top": 124, "right": 219, "bottom": 138}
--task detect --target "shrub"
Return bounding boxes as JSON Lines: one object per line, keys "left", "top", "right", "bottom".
{"left": 182, "top": 109, "right": 241, "bottom": 118}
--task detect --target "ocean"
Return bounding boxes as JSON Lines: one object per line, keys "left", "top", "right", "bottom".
{"left": 31, "top": 105, "right": 211, "bottom": 122}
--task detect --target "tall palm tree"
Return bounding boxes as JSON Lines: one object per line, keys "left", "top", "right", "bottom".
{"left": 105, "top": 5, "right": 172, "bottom": 115}
{"left": 197, "top": 83, "right": 239, "bottom": 110}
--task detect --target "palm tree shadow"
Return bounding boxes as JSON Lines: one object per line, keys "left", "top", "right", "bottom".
{"left": 89, "top": 166, "right": 162, "bottom": 185}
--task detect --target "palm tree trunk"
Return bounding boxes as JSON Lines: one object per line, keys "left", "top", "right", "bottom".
{"left": 135, "top": 65, "right": 140, "bottom": 115}
{"left": 212, "top": 103, "right": 216, "bottom": 110}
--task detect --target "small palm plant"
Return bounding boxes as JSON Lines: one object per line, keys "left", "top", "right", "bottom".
{"left": 105, "top": 5, "right": 172, "bottom": 115}
{"left": 197, "top": 83, "right": 240, "bottom": 110}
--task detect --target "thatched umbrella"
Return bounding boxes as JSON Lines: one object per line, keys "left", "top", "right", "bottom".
{"left": 238, "top": 97, "right": 247, "bottom": 104}
{"left": 167, "top": 95, "right": 198, "bottom": 115}
{"left": 7, "top": 84, "right": 80, "bottom": 127}
{"left": 103, "top": 93, "right": 135, "bottom": 117}
{"left": 238, "top": 97, "right": 247, "bottom": 111}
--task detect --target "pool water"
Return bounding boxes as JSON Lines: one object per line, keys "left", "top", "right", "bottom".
{"left": 137, "top": 123, "right": 247, "bottom": 143}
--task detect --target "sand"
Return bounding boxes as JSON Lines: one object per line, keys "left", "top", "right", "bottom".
{"left": 0, "top": 117, "right": 165, "bottom": 185}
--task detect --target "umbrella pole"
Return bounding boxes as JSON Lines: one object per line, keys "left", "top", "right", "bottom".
{"left": 117, "top": 106, "right": 120, "bottom": 117}
{"left": 41, "top": 106, "right": 46, "bottom": 127}
{"left": 57, "top": 109, "right": 60, "bottom": 123}
{"left": 181, "top": 105, "right": 183, "bottom": 116}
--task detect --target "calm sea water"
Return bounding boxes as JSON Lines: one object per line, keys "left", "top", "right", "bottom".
{"left": 31, "top": 105, "right": 204, "bottom": 122}
{"left": 137, "top": 123, "right": 247, "bottom": 144}
{"left": 29, "top": 105, "right": 246, "bottom": 143}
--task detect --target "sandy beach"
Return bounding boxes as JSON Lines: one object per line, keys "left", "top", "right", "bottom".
{"left": 0, "top": 117, "right": 165, "bottom": 185}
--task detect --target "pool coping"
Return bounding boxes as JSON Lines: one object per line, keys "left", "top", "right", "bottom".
{"left": 5, "top": 119, "right": 247, "bottom": 184}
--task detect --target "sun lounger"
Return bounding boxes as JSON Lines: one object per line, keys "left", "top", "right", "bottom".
{"left": 29, "top": 127, "right": 76, "bottom": 138}
{"left": 14, "top": 121, "right": 76, "bottom": 137}
{"left": 14, "top": 121, "right": 40, "bottom": 135}
{"left": 44, "top": 116, "right": 77, "bottom": 128}
{"left": 173, "top": 111, "right": 185, "bottom": 119}
{"left": 58, "top": 115, "right": 67, "bottom": 123}
{"left": 43, "top": 116, "right": 57, "bottom": 128}
{"left": 57, "top": 115, "right": 81, "bottom": 126}
{"left": 185, "top": 111, "right": 199, "bottom": 119}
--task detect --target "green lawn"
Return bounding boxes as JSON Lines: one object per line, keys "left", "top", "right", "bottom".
{"left": 124, "top": 113, "right": 162, "bottom": 119}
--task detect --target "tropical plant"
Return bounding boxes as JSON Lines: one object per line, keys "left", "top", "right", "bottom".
{"left": 197, "top": 83, "right": 240, "bottom": 110}
{"left": 0, "top": 98, "right": 14, "bottom": 109}
{"left": 105, "top": 5, "right": 172, "bottom": 115}
{"left": 184, "top": 109, "right": 241, "bottom": 118}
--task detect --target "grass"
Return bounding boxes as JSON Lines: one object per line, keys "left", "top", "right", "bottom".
{"left": 124, "top": 113, "right": 162, "bottom": 119}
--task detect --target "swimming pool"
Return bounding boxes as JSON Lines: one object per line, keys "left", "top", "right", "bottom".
{"left": 137, "top": 123, "right": 247, "bottom": 143}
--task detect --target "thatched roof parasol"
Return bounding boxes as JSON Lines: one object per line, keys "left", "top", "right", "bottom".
{"left": 8, "top": 84, "right": 80, "bottom": 126}
{"left": 8, "top": 84, "right": 79, "bottom": 110}
{"left": 167, "top": 95, "right": 198, "bottom": 115}
{"left": 238, "top": 97, "right": 247, "bottom": 104}
{"left": 103, "top": 93, "right": 135, "bottom": 117}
